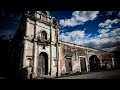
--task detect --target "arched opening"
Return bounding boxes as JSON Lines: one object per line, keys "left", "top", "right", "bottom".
{"left": 29, "top": 11, "right": 35, "bottom": 16}
{"left": 41, "top": 31, "right": 47, "bottom": 42}
{"left": 41, "top": 11, "right": 47, "bottom": 16}
{"left": 46, "top": 11, "right": 50, "bottom": 16}
{"left": 37, "top": 52, "right": 48, "bottom": 76}
{"left": 89, "top": 55, "right": 101, "bottom": 71}
{"left": 53, "top": 18, "right": 57, "bottom": 24}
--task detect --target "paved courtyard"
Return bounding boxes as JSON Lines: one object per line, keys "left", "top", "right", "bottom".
{"left": 56, "top": 69, "right": 120, "bottom": 79}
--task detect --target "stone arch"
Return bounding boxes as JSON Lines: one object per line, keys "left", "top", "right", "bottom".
{"left": 37, "top": 52, "right": 48, "bottom": 76}
{"left": 52, "top": 17, "right": 57, "bottom": 24}
{"left": 46, "top": 11, "right": 50, "bottom": 16}
{"left": 41, "top": 31, "right": 47, "bottom": 42}
{"left": 89, "top": 55, "right": 101, "bottom": 71}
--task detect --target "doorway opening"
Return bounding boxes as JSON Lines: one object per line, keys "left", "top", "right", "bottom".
{"left": 79, "top": 57, "right": 87, "bottom": 72}
{"left": 89, "top": 55, "right": 101, "bottom": 71}
{"left": 37, "top": 52, "right": 48, "bottom": 76}
{"left": 65, "top": 56, "right": 72, "bottom": 74}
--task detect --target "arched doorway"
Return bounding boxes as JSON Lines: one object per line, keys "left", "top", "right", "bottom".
{"left": 89, "top": 55, "right": 101, "bottom": 71}
{"left": 37, "top": 52, "right": 48, "bottom": 76}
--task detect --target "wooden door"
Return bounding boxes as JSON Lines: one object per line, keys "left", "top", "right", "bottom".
{"left": 37, "top": 52, "right": 48, "bottom": 76}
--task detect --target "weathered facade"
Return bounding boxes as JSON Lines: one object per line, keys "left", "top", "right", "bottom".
{"left": 10, "top": 11, "right": 115, "bottom": 79}
{"left": 59, "top": 41, "right": 114, "bottom": 75}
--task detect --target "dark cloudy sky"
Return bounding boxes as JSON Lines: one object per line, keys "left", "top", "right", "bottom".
{"left": 0, "top": 11, "right": 120, "bottom": 52}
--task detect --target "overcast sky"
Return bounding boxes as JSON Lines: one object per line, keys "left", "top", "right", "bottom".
{"left": 0, "top": 11, "right": 120, "bottom": 52}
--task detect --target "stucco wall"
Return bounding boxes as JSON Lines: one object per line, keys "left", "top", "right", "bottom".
{"left": 22, "top": 13, "right": 114, "bottom": 78}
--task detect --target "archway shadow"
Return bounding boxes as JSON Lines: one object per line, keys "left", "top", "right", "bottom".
{"left": 89, "top": 55, "right": 101, "bottom": 72}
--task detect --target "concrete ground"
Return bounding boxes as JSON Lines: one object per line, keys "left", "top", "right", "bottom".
{"left": 1, "top": 69, "right": 120, "bottom": 79}
{"left": 56, "top": 69, "right": 120, "bottom": 79}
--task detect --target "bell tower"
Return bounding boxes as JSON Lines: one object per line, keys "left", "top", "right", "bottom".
{"left": 22, "top": 11, "right": 59, "bottom": 78}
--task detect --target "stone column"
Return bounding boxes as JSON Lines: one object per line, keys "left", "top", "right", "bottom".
{"left": 33, "top": 21, "right": 38, "bottom": 78}
{"left": 57, "top": 36, "right": 61, "bottom": 77}
{"left": 85, "top": 47, "right": 89, "bottom": 72}
{"left": 23, "top": 40, "right": 27, "bottom": 68}
{"left": 112, "top": 58, "right": 115, "bottom": 68}
{"left": 99, "top": 51, "right": 103, "bottom": 67}
{"left": 33, "top": 42, "right": 37, "bottom": 77}
{"left": 85, "top": 57, "right": 89, "bottom": 72}
{"left": 50, "top": 23, "right": 52, "bottom": 75}
{"left": 56, "top": 22, "right": 59, "bottom": 78}
{"left": 23, "top": 14, "right": 29, "bottom": 68}
{"left": 79, "top": 57, "right": 81, "bottom": 72}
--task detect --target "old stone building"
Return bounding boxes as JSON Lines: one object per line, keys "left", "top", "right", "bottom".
{"left": 10, "top": 11, "right": 115, "bottom": 79}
